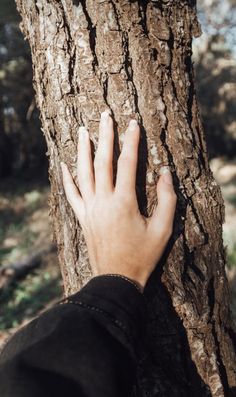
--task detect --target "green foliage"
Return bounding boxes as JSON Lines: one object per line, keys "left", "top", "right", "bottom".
{"left": 0, "top": 269, "right": 62, "bottom": 330}
{"left": 228, "top": 245, "right": 236, "bottom": 268}
{"left": 0, "top": 184, "right": 62, "bottom": 333}
{"left": 0, "top": 183, "right": 48, "bottom": 265}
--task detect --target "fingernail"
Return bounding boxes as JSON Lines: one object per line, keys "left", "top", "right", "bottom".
{"left": 101, "top": 110, "right": 110, "bottom": 119}
{"left": 160, "top": 166, "right": 173, "bottom": 185}
{"left": 129, "top": 119, "right": 138, "bottom": 129}
{"left": 78, "top": 126, "right": 88, "bottom": 140}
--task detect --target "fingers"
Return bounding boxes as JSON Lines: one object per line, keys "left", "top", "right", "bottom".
{"left": 94, "top": 111, "right": 114, "bottom": 195}
{"left": 148, "top": 167, "right": 177, "bottom": 241}
{"left": 77, "top": 126, "right": 95, "bottom": 201}
{"left": 115, "top": 120, "right": 140, "bottom": 199}
{"left": 61, "top": 162, "right": 85, "bottom": 220}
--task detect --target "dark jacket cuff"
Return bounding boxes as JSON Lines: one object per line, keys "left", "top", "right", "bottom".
{"left": 59, "top": 275, "right": 147, "bottom": 353}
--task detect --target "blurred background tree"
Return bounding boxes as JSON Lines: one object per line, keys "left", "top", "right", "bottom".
{"left": 0, "top": 0, "right": 235, "bottom": 346}
{"left": 194, "top": 0, "right": 236, "bottom": 159}
{"left": 0, "top": 0, "right": 47, "bottom": 179}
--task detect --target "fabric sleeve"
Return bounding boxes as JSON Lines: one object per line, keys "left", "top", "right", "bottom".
{"left": 0, "top": 274, "right": 147, "bottom": 397}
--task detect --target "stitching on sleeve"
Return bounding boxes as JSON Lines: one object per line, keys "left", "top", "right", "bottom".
{"left": 58, "top": 299, "right": 134, "bottom": 344}
{"left": 101, "top": 274, "right": 143, "bottom": 293}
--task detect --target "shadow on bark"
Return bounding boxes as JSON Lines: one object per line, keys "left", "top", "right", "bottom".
{"left": 138, "top": 261, "right": 212, "bottom": 396}
{"left": 229, "top": 387, "right": 236, "bottom": 397}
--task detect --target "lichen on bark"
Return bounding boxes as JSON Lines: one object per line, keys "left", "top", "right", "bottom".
{"left": 15, "top": 0, "right": 236, "bottom": 395}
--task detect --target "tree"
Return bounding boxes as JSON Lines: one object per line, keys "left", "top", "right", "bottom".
{"left": 195, "top": 0, "right": 236, "bottom": 159}
{"left": 0, "top": 0, "right": 47, "bottom": 179}
{"left": 14, "top": 1, "right": 236, "bottom": 395}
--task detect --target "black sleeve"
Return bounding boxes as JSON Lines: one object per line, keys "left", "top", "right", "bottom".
{"left": 0, "top": 275, "right": 147, "bottom": 397}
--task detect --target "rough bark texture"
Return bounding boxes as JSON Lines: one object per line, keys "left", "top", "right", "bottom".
{"left": 15, "top": 1, "right": 236, "bottom": 396}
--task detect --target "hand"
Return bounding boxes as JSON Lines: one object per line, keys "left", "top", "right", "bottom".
{"left": 61, "top": 111, "right": 177, "bottom": 290}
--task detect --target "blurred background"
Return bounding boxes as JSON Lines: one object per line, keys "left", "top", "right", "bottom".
{"left": 0, "top": 0, "right": 235, "bottom": 346}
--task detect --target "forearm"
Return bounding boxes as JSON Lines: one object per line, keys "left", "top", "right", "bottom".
{"left": 0, "top": 275, "right": 147, "bottom": 397}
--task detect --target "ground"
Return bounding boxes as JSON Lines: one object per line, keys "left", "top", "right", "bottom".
{"left": 0, "top": 178, "right": 62, "bottom": 348}
{"left": 0, "top": 159, "right": 236, "bottom": 349}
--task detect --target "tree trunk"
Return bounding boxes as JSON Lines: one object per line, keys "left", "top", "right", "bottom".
{"left": 14, "top": 1, "right": 236, "bottom": 395}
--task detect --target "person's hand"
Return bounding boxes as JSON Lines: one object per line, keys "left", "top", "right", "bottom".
{"left": 60, "top": 111, "right": 177, "bottom": 290}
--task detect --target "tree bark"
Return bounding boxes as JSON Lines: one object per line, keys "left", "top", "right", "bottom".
{"left": 14, "top": 1, "right": 236, "bottom": 396}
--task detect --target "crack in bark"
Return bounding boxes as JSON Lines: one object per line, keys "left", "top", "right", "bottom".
{"left": 163, "top": 21, "right": 209, "bottom": 244}
{"left": 165, "top": 20, "right": 204, "bottom": 176}
{"left": 101, "top": 72, "right": 109, "bottom": 107}
{"left": 80, "top": 0, "right": 99, "bottom": 72}
{"left": 68, "top": 47, "right": 76, "bottom": 95}
{"left": 110, "top": 0, "right": 122, "bottom": 31}
{"left": 182, "top": 241, "right": 205, "bottom": 283}
{"left": 35, "top": 2, "right": 40, "bottom": 15}
{"left": 185, "top": 53, "right": 194, "bottom": 128}
{"left": 137, "top": 0, "right": 149, "bottom": 37}
{"left": 168, "top": 13, "right": 206, "bottom": 174}
{"left": 185, "top": 54, "right": 207, "bottom": 174}
{"left": 160, "top": 120, "right": 208, "bottom": 288}
{"left": 122, "top": 32, "right": 142, "bottom": 122}
{"left": 57, "top": 1, "right": 76, "bottom": 95}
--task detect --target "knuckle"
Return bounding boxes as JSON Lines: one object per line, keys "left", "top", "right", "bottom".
{"left": 94, "top": 154, "right": 108, "bottom": 170}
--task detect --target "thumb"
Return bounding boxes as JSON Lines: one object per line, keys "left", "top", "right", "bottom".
{"left": 148, "top": 167, "right": 177, "bottom": 239}
{"left": 60, "top": 161, "right": 85, "bottom": 220}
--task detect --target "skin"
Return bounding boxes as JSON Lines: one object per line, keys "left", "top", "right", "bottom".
{"left": 60, "top": 111, "right": 177, "bottom": 290}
